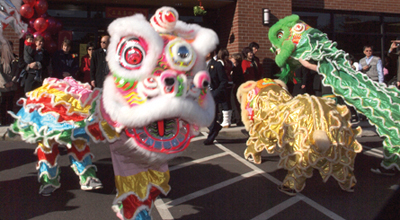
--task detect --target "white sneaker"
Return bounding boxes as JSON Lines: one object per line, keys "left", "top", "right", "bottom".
{"left": 81, "top": 177, "right": 103, "bottom": 190}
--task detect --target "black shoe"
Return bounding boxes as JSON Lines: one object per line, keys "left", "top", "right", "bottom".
{"left": 204, "top": 125, "right": 222, "bottom": 145}
{"left": 203, "top": 138, "right": 214, "bottom": 145}
{"left": 371, "top": 167, "right": 397, "bottom": 176}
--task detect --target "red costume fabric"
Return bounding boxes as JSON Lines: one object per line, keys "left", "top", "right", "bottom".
{"left": 79, "top": 54, "right": 91, "bottom": 84}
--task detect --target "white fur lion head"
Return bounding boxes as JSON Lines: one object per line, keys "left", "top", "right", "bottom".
{"left": 101, "top": 7, "right": 218, "bottom": 160}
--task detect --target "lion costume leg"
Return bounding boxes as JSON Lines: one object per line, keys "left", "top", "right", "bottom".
{"left": 281, "top": 167, "right": 313, "bottom": 194}
{"left": 67, "top": 141, "right": 102, "bottom": 190}
{"left": 36, "top": 141, "right": 61, "bottom": 196}
{"left": 109, "top": 136, "right": 171, "bottom": 220}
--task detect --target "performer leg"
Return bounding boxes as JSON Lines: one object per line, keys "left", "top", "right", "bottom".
{"left": 279, "top": 168, "right": 310, "bottom": 196}
{"left": 337, "top": 168, "right": 356, "bottom": 192}
{"left": 110, "top": 138, "right": 171, "bottom": 220}
{"left": 36, "top": 141, "right": 61, "bottom": 196}
{"left": 67, "top": 142, "right": 102, "bottom": 190}
{"left": 204, "top": 105, "right": 222, "bottom": 145}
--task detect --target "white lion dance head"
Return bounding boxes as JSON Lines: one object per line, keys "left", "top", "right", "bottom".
{"left": 101, "top": 7, "right": 219, "bottom": 166}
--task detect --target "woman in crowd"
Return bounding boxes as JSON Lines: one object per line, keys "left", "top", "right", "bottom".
{"left": 78, "top": 42, "right": 95, "bottom": 84}
{"left": 241, "top": 47, "right": 260, "bottom": 82}
{"left": 230, "top": 53, "right": 245, "bottom": 126}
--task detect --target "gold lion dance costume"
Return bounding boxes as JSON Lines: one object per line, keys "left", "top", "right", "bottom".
{"left": 9, "top": 7, "right": 218, "bottom": 219}
{"left": 237, "top": 79, "right": 362, "bottom": 195}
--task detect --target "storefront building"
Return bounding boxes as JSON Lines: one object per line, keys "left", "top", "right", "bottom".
{"left": 4, "top": 0, "right": 400, "bottom": 77}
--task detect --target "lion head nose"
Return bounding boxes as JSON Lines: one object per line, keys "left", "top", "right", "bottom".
{"left": 165, "top": 77, "right": 175, "bottom": 86}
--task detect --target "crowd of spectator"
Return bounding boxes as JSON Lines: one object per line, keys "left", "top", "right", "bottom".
{"left": 0, "top": 35, "right": 110, "bottom": 126}
{"left": 2, "top": 35, "right": 400, "bottom": 130}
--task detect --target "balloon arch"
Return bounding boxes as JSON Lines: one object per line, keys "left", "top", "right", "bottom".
{"left": 20, "top": 0, "right": 63, "bottom": 54}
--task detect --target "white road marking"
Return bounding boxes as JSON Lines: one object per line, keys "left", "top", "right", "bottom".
{"left": 190, "top": 136, "right": 207, "bottom": 142}
{"left": 251, "top": 197, "right": 301, "bottom": 220}
{"left": 163, "top": 170, "right": 260, "bottom": 208}
{"left": 169, "top": 152, "right": 229, "bottom": 171}
{"left": 155, "top": 131, "right": 355, "bottom": 220}
{"left": 154, "top": 198, "right": 174, "bottom": 220}
{"left": 298, "top": 194, "right": 346, "bottom": 220}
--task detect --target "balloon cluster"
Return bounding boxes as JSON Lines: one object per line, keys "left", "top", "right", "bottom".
{"left": 20, "top": 0, "right": 62, "bottom": 54}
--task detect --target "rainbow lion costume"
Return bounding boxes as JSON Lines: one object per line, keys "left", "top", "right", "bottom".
{"left": 9, "top": 7, "right": 218, "bottom": 219}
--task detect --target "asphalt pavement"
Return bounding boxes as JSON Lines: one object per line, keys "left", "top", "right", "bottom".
{"left": 1, "top": 121, "right": 400, "bottom": 220}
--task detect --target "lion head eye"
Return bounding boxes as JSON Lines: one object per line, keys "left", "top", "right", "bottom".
{"left": 292, "top": 23, "right": 306, "bottom": 33}
{"left": 117, "top": 37, "right": 146, "bottom": 70}
{"left": 277, "top": 30, "right": 284, "bottom": 39}
{"left": 165, "top": 38, "right": 196, "bottom": 71}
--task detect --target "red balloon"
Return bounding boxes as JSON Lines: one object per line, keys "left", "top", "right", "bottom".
{"left": 41, "top": 31, "right": 52, "bottom": 42}
{"left": 22, "top": 28, "right": 34, "bottom": 38}
{"left": 34, "top": 18, "right": 48, "bottom": 33}
{"left": 45, "top": 17, "right": 57, "bottom": 34}
{"left": 35, "top": 0, "right": 48, "bottom": 16}
{"left": 33, "top": 31, "right": 43, "bottom": 39}
{"left": 23, "top": 0, "right": 35, "bottom": 6}
{"left": 45, "top": 40, "right": 57, "bottom": 54}
{"left": 20, "top": 4, "right": 34, "bottom": 19}
{"left": 40, "top": 12, "right": 49, "bottom": 19}
{"left": 29, "top": 17, "right": 36, "bottom": 28}
{"left": 27, "top": 27, "right": 35, "bottom": 34}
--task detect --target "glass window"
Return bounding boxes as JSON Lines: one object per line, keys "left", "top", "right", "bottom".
{"left": 335, "top": 33, "right": 382, "bottom": 60}
{"left": 48, "top": 9, "right": 88, "bottom": 18}
{"left": 384, "top": 16, "right": 400, "bottom": 35}
{"left": 293, "top": 11, "right": 331, "bottom": 33}
{"left": 334, "top": 14, "right": 380, "bottom": 33}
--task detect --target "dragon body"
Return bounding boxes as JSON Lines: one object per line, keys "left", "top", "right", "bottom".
{"left": 269, "top": 15, "right": 400, "bottom": 170}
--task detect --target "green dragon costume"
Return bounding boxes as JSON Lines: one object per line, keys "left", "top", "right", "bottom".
{"left": 268, "top": 14, "right": 400, "bottom": 170}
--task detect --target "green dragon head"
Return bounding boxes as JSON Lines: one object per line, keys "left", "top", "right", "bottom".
{"left": 268, "top": 14, "right": 316, "bottom": 83}
{"left": 269, "top": 14, "right": 314, "bottom": 67}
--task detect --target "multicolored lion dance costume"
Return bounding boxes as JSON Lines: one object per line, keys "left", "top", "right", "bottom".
{"left": 9, "top": 7, "right": 217, "bottom": 219}
{"left": 268, "top": 15, "right": 400, "bottom": 171}
{"left": 237, "top": 78, "right": 362, "bottom": 195}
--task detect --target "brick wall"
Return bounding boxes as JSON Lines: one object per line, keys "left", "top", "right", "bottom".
{"left": 218, "top": 0, "right": 292, "bottom": 78}
{"left": 2, "top": 26, "right": 22, "bottom": 56}
{"left": 292, "top": 0, "right": 400, "bottom": 13}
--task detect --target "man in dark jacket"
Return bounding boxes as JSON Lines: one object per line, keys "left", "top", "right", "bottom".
{"left": 90, "top": 35, "right": 110, "bottom": 88}
{"left": 204, "top": 51, "right": 229, "bottom": 145}
{"left": 388, "top": 38, "right": 400, "bottom": 87}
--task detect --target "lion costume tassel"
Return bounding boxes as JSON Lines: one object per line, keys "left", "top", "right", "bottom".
{"left": 9, "top": 7, "right": 218, "bottom": 220}
{"left": 237, "top": 78, "right": 362, "bottom": 195}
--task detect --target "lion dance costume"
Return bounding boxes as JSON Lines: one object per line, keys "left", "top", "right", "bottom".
{"left": 237, "top": 79, "right": 362, "bottom": 195}
{"left": 268, "top": 15, "right": 400, "bottom": 171}
{"left": 9, "top": 7, "right": 218, "bottom": 219}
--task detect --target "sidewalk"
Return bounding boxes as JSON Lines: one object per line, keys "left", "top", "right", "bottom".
{"left": 0, "top": 120, "right": 378, "bottom": 142}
